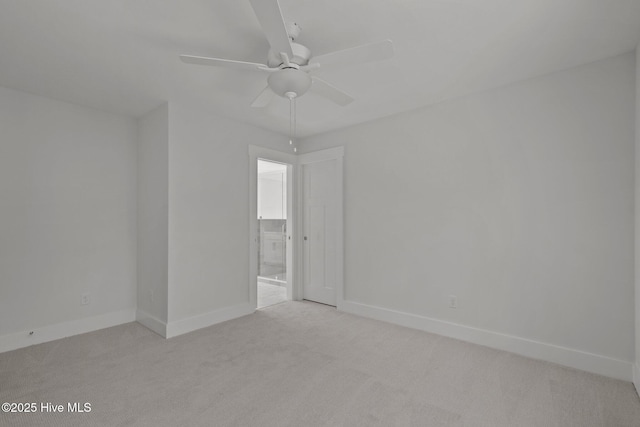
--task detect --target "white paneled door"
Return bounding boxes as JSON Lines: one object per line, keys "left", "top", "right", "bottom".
{"left": 302, "top": 158, "right": 338, "bottom": 306}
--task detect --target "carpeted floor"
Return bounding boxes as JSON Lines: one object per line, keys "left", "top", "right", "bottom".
{"left": 1, "top": 301, "right": 639, "bottom": 426}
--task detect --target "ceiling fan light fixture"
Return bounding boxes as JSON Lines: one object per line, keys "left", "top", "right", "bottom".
{"left": 267, "top": 68, "right": 312, "bottom": 98}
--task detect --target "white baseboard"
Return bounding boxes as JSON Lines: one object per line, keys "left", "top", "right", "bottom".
{"left": 340, "top": 300, "right": 632, "bottom": 381}
{"left": 136, "top": 309, "right": 167, "bottom": 338}
{"left": 633, "top": 363, "right": 640, "bottom": 397}
{"left": 0, "top": 309, "right": 136, "bottom": 354}
{"left": 165, "top": 303, "right": 254, "bottom": 339}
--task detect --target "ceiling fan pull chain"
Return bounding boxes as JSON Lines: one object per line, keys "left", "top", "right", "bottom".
{"left": 288, "top": 95, "right": 297, "bottom": 153}
{"left": 289, "top": 96, "right": 293, "bottom": 146}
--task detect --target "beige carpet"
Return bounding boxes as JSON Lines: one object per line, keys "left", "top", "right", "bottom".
{"left": 1, "top": 301, "right": 639, "bottom": 426}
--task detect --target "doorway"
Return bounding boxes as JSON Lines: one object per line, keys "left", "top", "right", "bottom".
{"left": 249, "top": 145, "right": 297, "bottom": 311}
{"left": 248, "top": 145, "right": 343, "bottom": 310}
{"left": 257, "top": 159, "right": 289, "bottom": 308}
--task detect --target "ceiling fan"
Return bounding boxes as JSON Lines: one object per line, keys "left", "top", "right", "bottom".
{"left": 179, "top": 0, "right": 394, "bottom": 107}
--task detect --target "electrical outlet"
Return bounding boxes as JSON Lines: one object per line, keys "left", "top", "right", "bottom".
{"left": 448, "top": 295, "right": 457, "bottom": 309}
{"left": 81, "top": 293, "right": 90, "bottom": 305}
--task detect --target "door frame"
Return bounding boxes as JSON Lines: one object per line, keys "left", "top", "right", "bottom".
{"left": 297, "top": 146, "right": 344, "bottom": 309}
{"left": 249, "top": 145, "right": 298, "bottom": 309}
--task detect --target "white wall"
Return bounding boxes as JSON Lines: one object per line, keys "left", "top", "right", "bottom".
{"left": 166, "top": 103, "right": 289, "bottom": 333}
{"left": 302, "top": 53, "right": 636, "bottom": 377}
{"left": 0, "top": 86, "right": 137, "bottom": 351}
{"left": 137, "top": 103, "right": 169, "bottom": 333}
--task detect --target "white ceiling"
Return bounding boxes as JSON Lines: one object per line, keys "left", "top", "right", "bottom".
{"left": 1, "top": 0, "right": 639, "bottom": 138}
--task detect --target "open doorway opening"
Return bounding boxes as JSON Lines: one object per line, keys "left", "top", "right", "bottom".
{"left": 257, "top": 159, "right": 289, "bottom": 308}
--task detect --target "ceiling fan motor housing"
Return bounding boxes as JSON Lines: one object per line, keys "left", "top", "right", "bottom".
{"left": 267, "top": 68, "right": 312, "bottom": 98}
{"left": 267, "top": 42, "right": 311, "bottom": 67}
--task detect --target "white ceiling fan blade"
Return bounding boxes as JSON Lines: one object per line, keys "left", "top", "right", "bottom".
{"left": 251, "top": 86, "right": 275, "bottom": 108}
{"left": 248, "top": 0, "right": 294, "bottom": 59}
{"left": 180, "top": 55, "right": 267, "bottom": 71}
{"left": 310, "top": 77, "right": 354, "bottom": 106}
{"left": 313, "top": 39, "right": 394, "bottom": 70}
